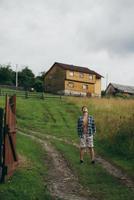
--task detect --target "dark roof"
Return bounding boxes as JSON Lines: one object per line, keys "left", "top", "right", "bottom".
{"left": 45, "top": 62, "right": 103, "bottom": 78}
{"left": 109, "top": 83, "right": 134, "bottom": 94}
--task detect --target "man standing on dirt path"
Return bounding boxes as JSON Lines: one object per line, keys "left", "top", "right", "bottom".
{"left": 77, "top": 106, "right": 96, "bottom": 164}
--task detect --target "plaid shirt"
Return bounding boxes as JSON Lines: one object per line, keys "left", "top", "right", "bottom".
{"left": 77, "top": 116, "right": 96, "bottom": 138}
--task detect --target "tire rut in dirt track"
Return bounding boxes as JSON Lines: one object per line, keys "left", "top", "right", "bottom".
{"left": 19, "top": 132, "right": 96, "bottom": 200}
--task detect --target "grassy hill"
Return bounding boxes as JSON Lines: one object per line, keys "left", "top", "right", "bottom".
{"left": 16, "top": 97, "right": 134, "bottom": 174}
{"left": 0, "top": 96, "right": 134, "bottom": 199}
{"left": 0, "top": 133, "right": 52, "bottom": 200}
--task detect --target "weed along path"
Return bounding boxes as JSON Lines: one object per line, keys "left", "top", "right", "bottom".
{"left": 19, "top": 132, "right": 95, "bottom": 200}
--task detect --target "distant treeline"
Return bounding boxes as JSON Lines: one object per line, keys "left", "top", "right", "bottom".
{"left": 0, "top": 64, "right": 45, "bottom": 92}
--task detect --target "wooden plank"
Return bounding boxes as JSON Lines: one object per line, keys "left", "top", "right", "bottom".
{"left": 2, "top": 95, "right": 18, "bottom": 182}
{"left": 0, "top": 108, "right": 4, "bottom": 182}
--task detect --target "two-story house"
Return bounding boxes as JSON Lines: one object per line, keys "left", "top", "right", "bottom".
{"left": 44, "top": 62, "right": 103, "bottom": 97}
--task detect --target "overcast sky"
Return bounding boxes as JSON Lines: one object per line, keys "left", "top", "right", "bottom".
{"left": 0, "top": 0, "right": 134, "bottom": 89}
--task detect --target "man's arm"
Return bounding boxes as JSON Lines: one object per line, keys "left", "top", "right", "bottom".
{"left": 92, "top": 117, "right": 96, "bottom": 134}
{"left": 77, "top": 117, "right": 82, "bottom": 137}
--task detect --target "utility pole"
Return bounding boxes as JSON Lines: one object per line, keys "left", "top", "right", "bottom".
{"left": 16, "top": 64, "right": 18, "bottom": 88}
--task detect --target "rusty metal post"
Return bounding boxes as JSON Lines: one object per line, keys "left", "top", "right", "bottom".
{"left": 0, "top": 108, "right": 4, "bottom": 182}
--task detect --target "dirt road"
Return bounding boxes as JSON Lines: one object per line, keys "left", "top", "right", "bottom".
{"left": 20, "top": 132, "right": 96, "bottom": 200}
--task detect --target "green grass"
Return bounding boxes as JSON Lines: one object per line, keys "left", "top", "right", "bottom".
{"left": 0, "top": 133, "right": 52, "bottom": 200}
{"left": 95, "top": 138, "right": 134, "bottom": 179}
{"left": 16, "top": 97, "right": 80, "bottom": 141}
{"left": 52, "top": 140, "right": 134, "bottom": 200}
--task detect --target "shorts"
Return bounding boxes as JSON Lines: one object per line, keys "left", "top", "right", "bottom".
{"left": 80, "top": 134, "right": 94, "bottom": 148}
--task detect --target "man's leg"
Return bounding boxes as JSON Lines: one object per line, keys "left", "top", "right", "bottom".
{"left": 80, "top": 148, "right": 85, "bottom": 162}
{"left": 88, "top": 147, "right": 95, "bottom": 162}
{"left": 80, "top": 136, "right": 86, "bottom": 163}
{"left": 87, "top": 135, "right": 95, "bottom": 163}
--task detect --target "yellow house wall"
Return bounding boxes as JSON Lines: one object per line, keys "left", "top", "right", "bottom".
{"left": 94, "top": 78, "right": 101, "bottom": 96}
{"left": 65, "top": 80, "right": 94, "bottom": 94}
{"left": 66, "top": 70, "right": 96, "bottom": 84}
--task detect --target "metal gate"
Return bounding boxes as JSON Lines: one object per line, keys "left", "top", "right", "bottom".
{"left": 0, "top": 95, "right": 18, "bottom": 182}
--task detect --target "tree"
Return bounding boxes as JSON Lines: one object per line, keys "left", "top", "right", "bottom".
{"left": 34, "top": 79, "right": 44, "bottom": 92}
{"left": 18, "top": 67, "right": 35, "bottom": 90}
{"left": 12, "top": 70, "right": 16, "bottom": 86}
{"left": 0, "top": 64, "right": 14, "bottom": 85}
{"left": 36, "top": 71, "right": 46, "bottom": 81}
{"left": 34, "top": 71, "right": 45, "bottom": 92}
{"left": 101, "top": 90, "right": 106, "bottom": 97}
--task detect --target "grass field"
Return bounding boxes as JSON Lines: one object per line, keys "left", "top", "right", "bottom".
{"left": 0, "top": 133, "right": 52, "bottom": 200}
{"left": 0, "top": 95, "right": 134, "bottom": 199}
{"left": 15, "top": 97, "right": 134, "bottom": 175}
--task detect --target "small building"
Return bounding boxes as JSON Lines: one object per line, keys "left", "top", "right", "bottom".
{"left": 44, "top": 62, "right": 103, "bottom": 97}
{"left": 105, "top": 83, "right": 134, "bottom": 96}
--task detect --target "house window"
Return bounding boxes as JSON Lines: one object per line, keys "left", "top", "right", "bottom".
{"left": 83, "top": 84, "right": 88, "bottom": 90}
{"left": 69, "top": 71, "right": 74, "bottom": 77}
{"left": 79, "top": 72, "right": 84, "bottom": 78}
{"left": 68, "top": 82, "right": 74, "bottom": 88}
{"left": 89, "top": 75, "right": 93, "bottom": 80}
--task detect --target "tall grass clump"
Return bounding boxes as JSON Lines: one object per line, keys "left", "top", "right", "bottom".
{"left": 111, "top": 114, "right": 134, "bottom": 159}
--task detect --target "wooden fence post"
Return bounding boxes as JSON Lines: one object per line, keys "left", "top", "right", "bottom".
{"left": 41, "top": 93, "right": 44, "bottom": 100}
{"left": 25, "top": 91, "right": 28, "bottom": 99}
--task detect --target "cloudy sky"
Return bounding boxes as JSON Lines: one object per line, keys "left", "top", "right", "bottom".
{"left": 0, "top": 0, "right": 134, "bottom": 89}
